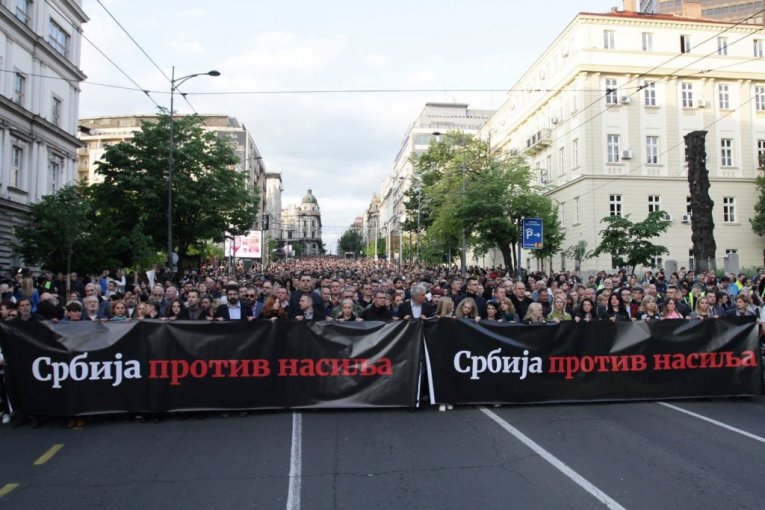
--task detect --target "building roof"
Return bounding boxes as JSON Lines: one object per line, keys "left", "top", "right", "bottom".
{"left": 581, "top": 9, "right": 745, "bottom": 26}
{"left": 302, "top": 189, "right": 318, "bottom": 204}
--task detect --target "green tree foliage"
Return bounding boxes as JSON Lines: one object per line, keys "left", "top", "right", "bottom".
{"left": 91, "top": 113, "right": 259, "bottom": 268}
{"left": 13, "top": 184, "right": 94, "bottom": 277}
{"left": 364, "top": 238, "right": 386, "bottom": 258}
{"left": 408, "top": 132, "right": 564, "bottom": 271}
{"left": 338, "top": 228, "right": 364, "bottom": 256}
{"left": 592, "top": 210, "right": 671, "bottom": 275}
{"left": 563, "top": 240, "right": 592, "bottom": 271}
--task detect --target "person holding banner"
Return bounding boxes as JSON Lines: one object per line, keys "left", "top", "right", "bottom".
{"left": 574, "top": 298, "right": 597, "bottom": 322}
{"left": 661, "top": 298, "right": 684, "bottom": 319}
{"left": 335, "top": 299, "right": 363, "bottom": 322}
{"left": 724, "top": 295, "right": 758, "bottom": 317}
{"left": 215, "top": 286, "right": 252, "bottom": 321}
{"left": 638, "top": 296, "right": 662, "bottom": 321}
{"left": 498, "top": 297, "right": 519, "bottom": 322}
{"left": 689, "top": 297, "right": 715, "bottom": 320}
{"left": 294, "top": 294, "right": 323, "bottom": 321}
{"left": 455, "top": 297, "right": 479, "bottom": 321}
{"left": 433, "top": 296, "right": 455, "bottom": 318}
{"left": 397, "top": 285, "right": 434, "bottom": 320}
{"left": 177, "top": 290, "right": 209, "bottom": 320}
{"left": 361, "top": 291, "right": 394, "bottom": 321}
{"left": 547, "top": 296, "right": 572, "bottom": 323}
{"left": 600, "top": 293, "right": 630, "bottom": 322}
{"left": 523, "top": 302, "right": 547, "bottom": 324}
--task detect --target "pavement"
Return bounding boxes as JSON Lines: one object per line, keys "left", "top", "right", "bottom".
{"left": 0, "top": 398, "right": 764, "bottom": 509}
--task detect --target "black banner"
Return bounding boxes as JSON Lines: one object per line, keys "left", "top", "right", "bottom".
{"left": 423, "top": 317, "right": 762, "bottom": 404}
{"left": 0, "top": 320, "right": 422, "bottom": 416}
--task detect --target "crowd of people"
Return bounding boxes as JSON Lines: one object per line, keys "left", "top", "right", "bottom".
{"left": 1, "top": 258, "right": 763, "bottom": 424}
{"left": 2, "top": 259, "right": 763, "bottom": 325}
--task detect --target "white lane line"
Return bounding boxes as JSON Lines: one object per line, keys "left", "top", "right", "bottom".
{"left": 478, "top": 406, "right": 626, "bottom": 510}
{"left": 286, "top": 411, "right": 302, "bottom": 510}
{"left": 658, "top": 402, "right": 765, "bottom": 444}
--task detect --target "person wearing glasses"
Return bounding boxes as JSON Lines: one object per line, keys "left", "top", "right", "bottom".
{"left": 361, "top": 291, "right": 394, "bottom": 321}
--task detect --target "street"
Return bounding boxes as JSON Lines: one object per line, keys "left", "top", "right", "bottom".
{"left": 0, "top": 397, "right": 764, "bottom": 509}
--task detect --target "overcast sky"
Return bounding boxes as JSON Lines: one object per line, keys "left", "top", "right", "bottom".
{"left": 79, "top": 0, "right": 618, "bottom": 254}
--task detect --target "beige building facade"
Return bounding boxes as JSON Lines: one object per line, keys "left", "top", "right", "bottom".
{"left": 481, "top": 4, "right": 765, "bottom": 272}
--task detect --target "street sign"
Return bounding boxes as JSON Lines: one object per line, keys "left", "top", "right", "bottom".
{"left": 522, "top": 217, "right": 544, "bottom": 249}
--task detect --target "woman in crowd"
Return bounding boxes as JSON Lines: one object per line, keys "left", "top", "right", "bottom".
{"left": 455, "top": 297, "right": 479, "bottom": 321}
{"left": 258, "top": 296, "right": 287, "bottom": 321}
{"left": 523, "top": 302, "right": 547, "bottom": 324}
{"left": 688, "top": 296, "right": 714, "bottom": 319}
{"left": 638, "top": 296, "right": 662, "bottom": 321}
{"left": 547, "top": 295, "right": 572, "bottom": 322}
{"left": 109, "top": 300, "right": 129, "bottom": 321}
{"left": 484, "top": 301, "right": 502, "bottom": 322}
{"left": 336, "top": 299, "right": 362, "bottom": 322}
{"left": 600, "top": 293, "right": 630, "bottom": 321}
{"left": 574, "top": 298, "right": 597, "bottom": 322}
{"left": 434, "top": 297, "right": 454, "bottom": 318}
{"left": 163, "top": 299, "right": 185, "bottom": 320}
{"left": 499, "top": 297, "right": 519, "bottom": 322}
{"left": 661, "top": 298, "right": 683, "bottom": 319}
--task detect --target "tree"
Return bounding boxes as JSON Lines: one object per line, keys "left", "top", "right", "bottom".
{"left": 410, "top": 132, "right": 564, "bottom": 272}
{"left": 13, "top": 184, "right": 93, "bottom": 286}
{"left": 592, "top": 210, "right": 671, "bottom": 275}
{"left": 685, "top": 131, "right": 717, "bottom": 272}
{"left": 338, "top": 228, "right": 364, "bottom": 256}
{"left": 750, "top": 145, "right": 765, "bottom": 236}
{"left": 364, "top": 237, "right": 386, "bottom": 258}
{"left": 91, "top": 113, "right": 259, "bottom": 268}
{"left": 564, "top": 240, "right": 592, "bottom": 272}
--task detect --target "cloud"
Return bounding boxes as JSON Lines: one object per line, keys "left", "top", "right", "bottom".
{"left": 363, "top": 53, "right": 389, "bottom": 69}
{"left": 170, "top": 35, "right": 206, "bottom": 55}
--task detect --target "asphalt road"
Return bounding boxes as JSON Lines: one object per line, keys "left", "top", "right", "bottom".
{"left": 1, "top": 398, "right": 764, "bottom": 509}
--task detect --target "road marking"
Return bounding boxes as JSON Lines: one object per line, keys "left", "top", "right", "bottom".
{"left": 0, "top": 483, "right": 19, "bottom": 498}
{"left": 658, "top": 402, "right": 765, "bottom": 444}
{"left": 33, "top": 444, "right": 64, "bottom": 466}
{"left": 479, "top": 407, "right": 625, "bottom": 510}
{"left": 286, "top": 411, "right": 302, "bottom": 510}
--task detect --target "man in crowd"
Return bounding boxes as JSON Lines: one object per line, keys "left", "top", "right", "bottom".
{"left": 178, "top": 289, "right": 208, "bottom": 320}
{"left": 397, "top": 285, "right": 434, "bottom": 320}
{"left": 361, "top": 290, "right": 394, "bottom": 321}
{"left": 215, "top": 285, "right": 251, "bottom": 321}
{"left": 510, "top": 281, "right": 533, "bottom": 319}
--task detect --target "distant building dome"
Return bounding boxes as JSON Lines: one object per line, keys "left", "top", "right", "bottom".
{"left": 302, "top": 189, "right": 318, "bottom": 204}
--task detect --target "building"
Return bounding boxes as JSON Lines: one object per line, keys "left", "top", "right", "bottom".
{"left": 362, "top": 194, "right": 381, "bottom": 257}
{"left": 265, "top": 172, "right": 283, "bottom": 259}
{"left": 640, "top": 0, "right": 765, "bottom": 24}
{"left": 480, "top": 1, "right": 765, "bottom": 272}
{"left": 77, "top": 114, "right": 270, "bottom": 257}
{"left": 281, "top": 189, "right": 323, "bottom": 256}
{"left": 371, "top": 102, "right": 494, "bottom": 262}
{"left": 0, "top": 0, "right": 88, "bottom": 270}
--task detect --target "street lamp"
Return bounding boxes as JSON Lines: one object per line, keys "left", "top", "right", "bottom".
{"left": 167, "top": 66, "right": 220, "bottom": 274}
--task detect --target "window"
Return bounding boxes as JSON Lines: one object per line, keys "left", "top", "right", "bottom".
{"left": 559, "top": 147, "right": 565, "bottom": 176}
{"left": 560, "top": 202, "right": 566, "bottom": 226}
{"left": 757, "top": 139, "right": 765, "bottom": 168}
{"left": 546, "top": 155, "right": 552, "bottom": 180}
{"left": 604, "top": 30, "right": 615, "bottom": 49}
{"left": 572, "top": 139, "right": 579, "bottom": 168}
{"left": 725, "top": 248, "right": 738, "bottom": 255}
{"left": 681, "top": 82, "right": 693, "bottom": 108}
{"left": 610, "top": 195, "right": 622, "bottom": 217}
{"left": 607, "top": 134, "right": 620, "bottom": 163}
{"left": 717, "top": 37, "right": 728, "bottom": 56}
{"left": 643, "top": 81, "right": 656, "bottom": 106}
{"left": 49, "top": 155, "right": 63, "bottom": 194}
{"left": 755, "top": 85, "right": 765, "bottom": 111}
{"left": 680, "top": 35, "right": 691, "bottom": 53}
{"left": 642, "top": 32, "right": 653, "bottom": 51}
{"left": 646, "top": 136, "right": 659, "bottom": 164}
{"left": 648, "top": 195, "right": 661, "bottom": 213}
{"left": 755, "top": 39, "right": 764, "bottom": 58}
{"left": 11, "top": 145, "right": 23, "bottom": 189}
{"left": 720, "top": 139, "right": 733, "bottom": 167}
{"left": 718, "top": 84, "right": 730, "bottom": 109}
{"left": 723, "top": 197, "right": 736, "bottom": 223}
{"left": 574, "top": 197, "right": 580, "bottom": 224}
{"left": 686, "top": 196, "right": 692, "bottom": 214}
{"left": 14, "top": 73, "right": 25, "bottom": 105}
{"left": 651, "top": 255, "right": 663, "bottom": 268}
{"left": 605, "top": 78, "right": 618, "bottom": 105}
{"left": 48, "top": 20, "right": 70, "bottom": 57}
{"left": 52, "top": 96, "right": 62, "bottom": 126}
{"left": 15, "top": 0, "right": 30, "bottom": 24}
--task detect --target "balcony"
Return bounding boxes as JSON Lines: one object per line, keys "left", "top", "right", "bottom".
{"left": 524, "top": 129, "right": 552, "bottom": 155}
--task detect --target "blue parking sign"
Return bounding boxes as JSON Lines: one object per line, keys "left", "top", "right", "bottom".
{"left": 522, "top": 217, "right": 543, "bottom": 249}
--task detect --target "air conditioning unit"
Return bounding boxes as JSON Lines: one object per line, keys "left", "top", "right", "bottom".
{"left": 681, "top": 213, "right": 692, "bottom": 223}
{"left": 661, "top": 212, "right": 673, "bottom": 222}
{"left": 620, "top": 96, "right": 631, "bottom": 104}
{"left": 622, "top": 149, "right": 633, "bottom": 159}
{"left": 697, "top": 98, "right": 707, "bottom": 108}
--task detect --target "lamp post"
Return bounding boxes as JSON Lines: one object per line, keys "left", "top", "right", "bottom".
{"left": 167, "top": 66, "right": 220, "bottom": 274}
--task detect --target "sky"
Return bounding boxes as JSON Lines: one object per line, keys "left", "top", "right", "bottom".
{"left": 79, "top": 0, "right": 619, "bottom": 254}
